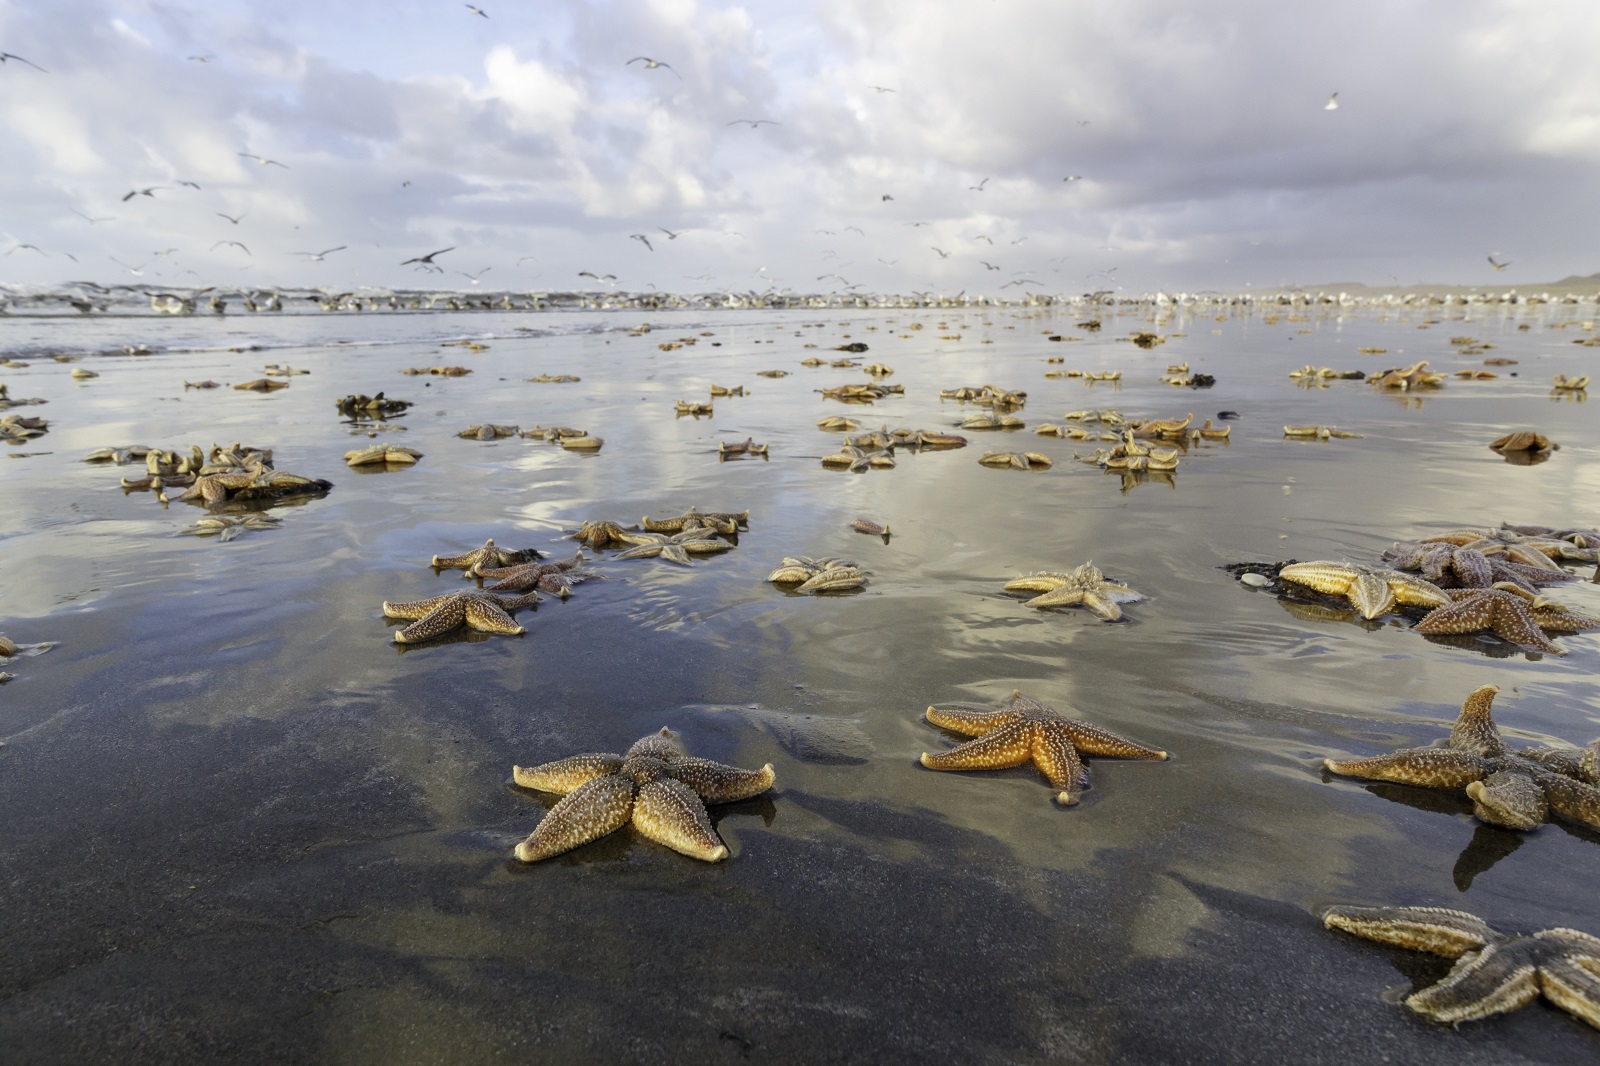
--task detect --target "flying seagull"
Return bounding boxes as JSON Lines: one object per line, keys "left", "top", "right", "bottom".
{"left": 1324, "top": 92, "right": 1339, "bottom": 111}
{"left": 465, "top": 4, "right": 488, "bottom": 16}
{"left": 122, "top": 186, "right": 168, "bottom": 201}
{"left": 515, "top": 255, "right": 539, "bottom": 265}
{"left": 238, "top": 153, "right": 288, "bottom": 168}
{"left": 844, "top": 226, "right": 864, "bottom": 236}
{"left": 969, "top": 177, "right": 990, "bottom": 192}
{"left": 0, "top": 52, "right": 46, "bottom": 72}
{"left": 211, "top": 240, "right": 250, "bottom": 255}
{"left": 1487, "top": 255, "right": 1511, "bottom": 271}
{"left": 627, "top": 57, "right": 680, "bottom": 78}
{"left": 72, "top": 210, "right": 114, "bottom": 224}
{"left": 979, "top": 260, "right": 1000, "bottom": 271}
{"left": 881, "top": 193, "right": 894, "bottom": 201}
{"left": 658, "top": 227, "right": 683, "bottom": 240}
{"left": 187, "top": 54, "right": 212, "bottom": 62}
{"left": 400, "top": 246, "right": 454, "bottom": 268}
{"left": 877, "top": 258, "right": 898, "bottom": 266}
{"left": 458, "top": 267, "right": 491, "bottom": 283}
{"left": 297, "top": 246, "right": 347, "bottom": 261}
{"left": 972, "top": 235, "right": 994, "bottom": 245}
{"left": 726, "top": 119, "right": 778, "bottom": 128}
{"left": 869, "top": 85, "right": 894, "bottom": 93}
{"left": 176, "top": 180, "right": 201, "bottom": 190}
{"left": 109, "top": 257, "right": 149, "bottom": 275}
{"left": 216, "top": 212, "right": 245, "bottom": 224}
{"left": 630, "top": 233, "right": 654, "bottom": 251}
{"left": 6, "top": 243, "right": 45, "bottom": 256}
{"left": 1063, "top": 174, "right": 1083, "bottom": 182}
{"left": 577, "top": 271, "right": 617, "bottom": 283}
{"left": 931, "top": 247, "right": 950, "bottom": 259}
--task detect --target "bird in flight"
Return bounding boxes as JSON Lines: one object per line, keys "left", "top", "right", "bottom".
{"left": 109, "top": 257, "right": 149, "bottom": 275}
{"left": 297, "top": 246, "right": 347, "bottom": 261}
{"left": 627, "top": 57, "right": 680, "bottom": 78}
{"left": 969, "top": 178, "right": 990, "bottom": 192}
{"left": 187, "top": 54, "right": 212, "bottom": 62}
{"left": 630, "top": 233, "right": 654, "bottom": 251}
{"left": 931, "top": 247, "right": 950, "bottom": 259}
{"left": 1487, "top": 254, "right": 1511, "bottom": 271}
{"left": 176, "top": 180, "right": 201, "bottom": 190}
{"left": 216, "top": 212, "right": 245, "bottom": 224}
{"left": 458, "top": 267, "right": 491, "bottom": 283}
{"left": 515, "top": 255, "right": 539, "bottom": 265}
{"left": 905, "top": 221, "right": 929, "bottom": 228}
{"left": 238, "top": 153, "right": 288, "bottom": 168}
{"left": 881, "top": 193, "right": 894, "bottom": 201}
{"left": 400, "top": 246, "right": 454, "bottom": 268}
{"left": 1011, "top": 236, "right": 1028, "bottom": 245}
{"left": 727, "top": 119, "right": 778, "bottom": 128}
{"left": 72, "top": 210, "right": 113, "bottom": 224}
{"left": 1002, "top": 278, "right": 1042, "bottom": 288}
{"left": 1324, "top": 92, "right": 1339, "bottom": 111}
{"left": 1062, "top": 174, "right": 1083, "bottom": 182}
{"left": 152, "top": 248, "right": 179, "bottom": 258}
{"left": 868, "top": 85, "right": 894, "bottom": 93}
{"left": 659, "top": 227, "right": 683, "bottom": 240}
{"left": 877, "top": 258, "right": 898, "bottom": 266}
{"left": 6, "top": 243, "right": 45, "bottom": 256}
{"left": 577, "top": 271, "right": 617, "bottom": 284}
{"left": 844, "top": 226, "right": 864, "bottom": 236}
{"left": 0, "top": 52, "right": 46, "bottom": 72}
{"left": 979, "top": 260, "right": 1000, "bottom": 271}
{"left": 122, "top": 186, "right": 168, "bottom": 201}
{"left": 465, "top": 4, "right": 488, "bottom": 16}
{"left": 211, "top": 240, "right": 250, "bottom": 255}
{"left": 972, "top": 235, "right": 993, "bottom": 245}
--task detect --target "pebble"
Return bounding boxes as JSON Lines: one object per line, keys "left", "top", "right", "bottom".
{"left": 1239, "top": 572, "right": 1271, "bottom": 588}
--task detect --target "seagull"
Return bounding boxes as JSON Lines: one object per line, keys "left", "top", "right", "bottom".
{"left": 152, "top": 248, "right": 179, "bottom": 258}
{"left": 969, "top": 178, "right": 990, "bottom": 191}
{"left": 972, "top": 235, "right": 993, "bottom": 245}
{"left": 881, "top": 193, "right": 894, "bottom": 201}
{"left": 458, "top": 267, "right": 491, "bottom": 283}
{"left": 844, "top": 226, "right": 864, "bottom": 236}
{"left": 216, "top": 212, "right": 245, "bottom": 224}
{"left": 931, "top": 247, "right": 950, "bottom": 259}
{"left": 980, "top": 261, "right": 1000, "bottom": 271}
{"left": 727, "top": 119, "right": 779, "bottom": 128}
{"left": 238, "top": 153, "right": 288, "bottom": 168}
{"left": 1324, "top": 92, "right": 1339, "bottom": 111}
{"left": 1077, "top": 120, "right": 1092, "bottom": 126}
{"left": 0, "top": 52, "right": 46, "bottom": 72}
{"left": 176, "top": 180, "right": 201, "bottom": 190}
{"left": 187, "top": 54, "right": 212, "bottom": 62}
{"left": 401, "top": 180, "right": 412, "bottom": 187}
{"left": 122, "top": 186, "right": 168, "bottom": 201}
{"left": 815, "top": 229, "right": 836, "bottom": 236}
{"left": 1487, "top": 255, "right": 1511, "bottom": 271}
{"left": 72, "top": 210, "right": 114, "bottom": 224}
{"left": 109, "top": 257, "right": 149, "bottom": 275}
{"left": 630, "top": 233, "right": 654, "bottom": 251}
{"left": 400, "top": 246, "right": 454, "bottom": 268}
{"left": 577, "top": 271, "right": 617, "bottom": 285}
{"left": 465, "top": 4, "right": 488, "bottom": 16}
{"left": 211, "top": 240, "right": 250, "bottom": 255}
{"left": 877, "top": 258, "right": 898, "bottom": 266}
{"left": 515, "top": 255, "right": 539, "bottom": 265}
{"left": 869, "top": 85, "right": 895, "bottom": 93}
{"left": 1010, "top": 236, "right": 1028, "bottom": 245}
{"left": 1062, "top": 175, "right": 1083, "bottom": 182}
{"left": 6, "top": 243, "right": 45, "bottom": 256}
{"left": 905, "top": 221, "right": 929, "bottom": 228}
{"left": 1002, "top": 279, "right": 1043, "bottom": 288}
{"left": 627, "top": 57, "right": 680, "bottom": 78}
{"left": 659, "top": 227, "right": 683, "bottom": 240}
{"left": 297, "top": 246, "right": 347, "bottom": 261}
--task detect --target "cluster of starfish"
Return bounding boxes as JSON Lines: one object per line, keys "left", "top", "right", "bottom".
{"left": 820, "top": 381, "right": 904, "bottom": 402}
{"left": 1325, "top": 684, "right": 1600, "bottom": 833}
{"left": 767, "top": 557, "right": 866, "bottom": 593}
{"left": 1324, "top": 905, "right": 1600, "bottom": 1030}
{"left": 1003, "top": 562, "right": 1143, "bottom": 620}
{"left": 335, "top": 392, "right": 412, "bottom": 420}
{"left": 345, "top": 443, "right": 423, "bottom": 468}
{"left": 573, "top": 507, "right": 747, "bottom": 565}
{"left": 381, "top": 539, "right": 597, "bottom": 644}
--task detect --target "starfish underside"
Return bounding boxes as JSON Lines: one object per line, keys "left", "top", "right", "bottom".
{"left": 1277, "top": 561, "right": 1449, "bottom": 619}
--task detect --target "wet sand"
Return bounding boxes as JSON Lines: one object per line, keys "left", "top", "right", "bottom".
{"left": 2, "top": 302, "right": 1599, "bottom": 1063}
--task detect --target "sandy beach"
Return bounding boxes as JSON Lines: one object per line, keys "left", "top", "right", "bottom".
{"left": 1, "top": 298, "right": 1597, "bottom": 1061}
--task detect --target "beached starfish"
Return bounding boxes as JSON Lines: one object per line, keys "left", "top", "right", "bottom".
{"left": 1382, "top": 541, "right": 1575, "bottom": 593}
{"left": 1323, "top": 905, "right": 1600, "bottom": 1030}
{"left": 1423, "top": 529, "right": 1592, "bottom": 571}
{"left": 476, "top": 552, "right": 595, "bottom": 597}
{"left": 640, "top": 506, "right": 749, "bottom": 534}
{"left": 430, "top": 538, "right": 543, "bottom": 572}
{"left": 1277, "top": 561, "right": 1450, "bottom": 619}
{"left": 1325, "top": 684, "right": 1600, "bottom": 831}
{"left": 615, "top": 528, "right": 734, "bottom": 565}
{"left": 1413, "top": 587, "right": 1579, "bottom": 655}
{"left": 512, "top": 728, "right": 775, "bottom": 862}
{"left": 919, "top": 690, "right": 1168, "bottom": 805}
{"left": 1002, "top": 561, "right": 1142, "bottom": 620}
{"left": 381, "top": 589, "right": 541, "bottom": 643}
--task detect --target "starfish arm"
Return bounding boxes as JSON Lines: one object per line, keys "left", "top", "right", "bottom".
{"left": 513, "top": 774, "right": 636, "bottom": 862}
{"left": 1405, "top": 941, "right": 1542, "bottom": 1023}
{"left": 1004, "top": 574, "right": 1071, "bottom": 593}
{"left": 1278, "top": 561, "right": 1357, "bottom": 597}
{"left": 394, "top": 597, "right": 468, "bottom": 642}
{"left": 432, "top": 540, "right": 493, "bottom": 568}
{"left": 627, "top": 729, "right": 684, "bottom": 761}
{"left": 1325, "top": 747, "right": 1488, "bottom": 788}
{"left": 485, "top": 590, "right": 541, "bottom": 612}
{"left": 1414, "top": 595, "right": 1566, "bottom": 655}
{"left": 1452, "top": 550, "right": 1494, "bottom": 588}
{"left": 476, "top": 560, "right": 539, "bottom": 579}
{"left": 615, "top": 543, "right": 665, "bottom": 559}
{"left": 920, "top": 722, "right": 1032, "bottom": 772}
{"left": 1348, "top": 570, "right": 1397, "bottom": 619}
{"left": 1465, "top": 772, "right": 1548, "bottom": 830}
{"left": 1024, "top": 586, "right": 1088, "bottom": 609}
{"left": 669, "top": 757, "right": 776, "bottom": 803}
{"left": 1517, "top": 746, "right": 1588, "bottom": 778}
{"left": 632, "top": 778, "right": 728, "bottom": 861}
{"left": 1539, "top": 956, "right": 1600, "bottom": 1031}
{"left": 1448, "top": 685, "right": 1505, "bottom": 756}
{"left": 484, "top": 570, "right": 542, "bottom": 593}
{"left": 514, "top": 753, "right": 624, "bottom": 794}
{"left": 1322, "top": 905, "right": 1501, "bottom": 957}
{"left": 462, "top": 596, "right": 525, "bottom": 635}
{"left": 1529, "top": 603, "right": 1600, "bottom": 631}
{"left": 1058, "top": 718, "right": 1168, "bottom": 760}
{"left": 640, "top": 514, "right": 687, "bottom": 532}
{"left": 1540, "top": 774, "right": 1600, "bottom": 831}
{"left": 1077, "top": 589, "right": 1124, "bottom": 620}
{"left": 659, "top": 544, "right": 693, "bottom": 565}
{"left": 201, "top": 476, "right": 229, "bottom": 504}
{"left": 537, "top": 573, "right": 575, "bottom": 598}
{"left": 1031, "top": 725, "right": 1087, "bottom": 804}
{"left": 924, "top": 705, "right": 1019, "bottom": 737}
{"left": 1384, "top": 571, "right": 1451, "bottom": 609}
{"left": 382, "top": 592, "right": 461, "bottom": 619}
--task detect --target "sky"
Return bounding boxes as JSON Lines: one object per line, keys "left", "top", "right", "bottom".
{"left": 1, "top": 0, "right": 1598, "bottom": 296}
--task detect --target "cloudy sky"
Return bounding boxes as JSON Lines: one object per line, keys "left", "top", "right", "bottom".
{"left": 1, "top": 0, "right": 1597, "bottom": 295}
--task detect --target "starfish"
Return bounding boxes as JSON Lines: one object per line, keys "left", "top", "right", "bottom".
{"left": 1413, "top": 588, "right": 1571, "bottom": 654}
{"left": 1324, "top": 684, "right": 1600, "bottom": 832}
{"left": 1277, "top": 561, "right": 1450, "bottom": 619}
{"left": 615, "top": 528, "right": 734, "bottom": 564}
{"left": 1002, "top": 562, "right": 1142, "bottom": 620}
{"left": 512, "top": 728, "right": 775, "bottom": 862}
{"left": 919, "top": 690, "right": 1168, "bottom": 805}
{"left": 477, "top": 552, "right": 596, "bottom": 597}
{"left": 430, "top": 538, "right": 543, "bottom": 572}
{"left": 640, "top": 506, "right": 749, "bottom": 534}
{"left": 1502, "top": 522, "right": 1600, "bottom": 551}
{"left": 1323, "top": 905, "right": 1600, "bottom": 1030}
{"left": 1382, "top": 541, "right": 1574, "bottom": 593}
{"left": 381, "top": 589, "right": 540, "bottom": 643}
{"left": 1422, "top": 529, "right": 1590, "bottom": 571}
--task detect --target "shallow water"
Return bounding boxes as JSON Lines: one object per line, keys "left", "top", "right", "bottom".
{"left": 2, "top": 302, "right": 1599, "bottom": 1063}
